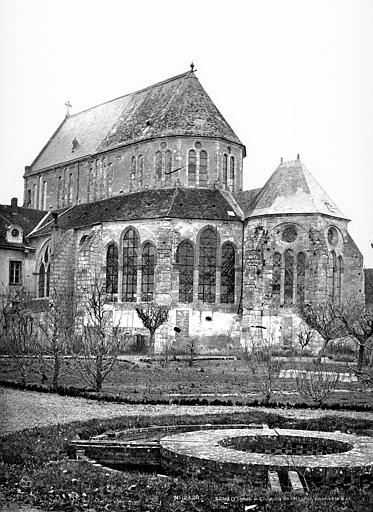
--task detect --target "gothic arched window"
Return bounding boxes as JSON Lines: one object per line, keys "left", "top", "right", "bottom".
{"left": 199, "top": 150, "right": 208, "bottom": 186}
{"left": 155, "top": 151, "right": 163, "bottom": 181}
{"left": 122, "top": 228, "right": 139, "bottom": 302}
{"left": 141, "top": 242, "right": 156, "bottom": 302}
{"left": 57, "top": 177, "right": 63, "bottom": 207}
{"left": 272, "top": 252, "right": 281, "bottom": 304}
{"left": 188, "top": 149, "right": 196, "bottom": 185}
{"left": 106, "top": 243, "right": 118, "bottom": 296}
{"left": 198, "top": 227, "right": 217, "bottom": 303}
{"left": 222, "top": 154, "right": 228, "bottom": 185}
{"left": 177, "top": 240, "right": 194, "bottom": 303}
{"left": 230, "top": 156, "right": 235, "bottom": 190}
{"left": 131, "top": 156, "right": 136, "bottom": 182}
{"left": 165, "top": 150, "right": 172, "bottom": 185}
{"left": 296, "top": 252, "right": 306, "bottom": 304}
{"left": 138, "top": 155, "right": 144, "bottom": 187}
{"left": 284, "top": 249, "right": 294, "bottom": 304}
{"left": 336, "top": 255, "right": 343, "bottom": 303}
{"left": 327, "top": 251, "right": 337, "bottom": 301}
{"left": 68, "top": 174, "right": 73, "bottom": 205}
{"left": 38, "top": 246, "right": 51, "bottom": 298}
{"left": 221, "top": 242, "right": 235, "bottom": 304}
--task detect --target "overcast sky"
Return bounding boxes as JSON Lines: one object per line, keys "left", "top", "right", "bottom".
{"left": 0, "top": 0, "right": 372, "bottom": 266}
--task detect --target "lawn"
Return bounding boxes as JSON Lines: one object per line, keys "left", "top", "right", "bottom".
{"left": 1, "top": 410, "right": 373, "bottom": 512}
{"left": 0, "top": 355, "right": 371, "bottom": 408}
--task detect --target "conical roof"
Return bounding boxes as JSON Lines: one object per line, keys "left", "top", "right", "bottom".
{"left": 246, "top": 159, "right": 348, "bottom": 219}
{"left": 30, "top": 71, "right": 243, "bottom": 172}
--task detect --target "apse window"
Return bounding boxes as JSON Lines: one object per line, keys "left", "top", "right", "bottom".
{"left": 9, "top": 261, "right": 22, "bottom": 285}
{"left": 282, "top": 225, "right": 297, "bottom": 243}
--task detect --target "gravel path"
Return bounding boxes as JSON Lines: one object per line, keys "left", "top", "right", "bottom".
{"left": 1, "top": 386, "right": 372, "bottom": 436}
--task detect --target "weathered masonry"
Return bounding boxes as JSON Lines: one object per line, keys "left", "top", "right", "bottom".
{"left": 0, "top": 67, "right": 364, "bottom": 351}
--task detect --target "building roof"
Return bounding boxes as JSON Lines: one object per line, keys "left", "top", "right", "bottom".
{"left": 233, "top": 188, "right": 262, "bottom": 217}
{"left": 0, "top": 202, "right": 47, "bottom": 249}
{"left": 244, "top": 159, "right": 348, "bottom": 220}
{"left": 30, "top": 187, "right": 242, "bottom": 236}
{"left": 30, "top": 71, "right": 243, "bottom": 173}
{"left": 364, "top": 269, "right": 373, "bottom": 304}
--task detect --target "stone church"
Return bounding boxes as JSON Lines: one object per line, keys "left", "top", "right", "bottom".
{"left": 2, "top": 68, "right": 364, "bottom": 352}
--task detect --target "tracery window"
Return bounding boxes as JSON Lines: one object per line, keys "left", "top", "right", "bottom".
{"left": 155, "top": 151, "right": 163, "bottom": 181}
{"left": 141, "top": 242, "right": 156, "bottom": 302}
{"left": 122, "top": 228, "right": 139, "bottom": 302}
{"left": 221, "top": 242, "right": 235, "bottom": 303}
{"left": 177, "top": 241, "right": 194, "bottom": 303}
{"left": 188, "top": 149, "right": 197, "bottom": 185}
{"left": 41, "top": 181, "right": 47, "bottom": 210}
{"left": 272, "top": 252, "right": 281, "bottom": 304}
{"left": 198, "top": 227, "right": 217, "bottom": 303}
{"left": 199, "top": 150, "right": 208, "bottom": 186}
{"left": 38, "top": 246, "right": 51, "bottom": 298}
{"left": 165, "top": 150, "right": 172, "bottom": 185}
{"left": 296, "top": 252, "right": 306, "bottom": 303}
{"left": 284, "top": 249, "right": 294, "bottom": 304}
{"left": 106, "top": 243, "right": 118, "bottom": 297}
{"left": 222, "top": 154, "right": 228, "bottom": 185}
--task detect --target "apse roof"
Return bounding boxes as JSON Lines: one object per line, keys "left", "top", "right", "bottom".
{"left": 30, "top": 70, "right": 243, "bottom": 173}
{"left": 244, "top": 159, "right": 348, "bottom": 220}
{"left": 29, "top": 187, "right": 242, "bottom": 236}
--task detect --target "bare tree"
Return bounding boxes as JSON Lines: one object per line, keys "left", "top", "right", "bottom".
{"left": 1, "top": 287, "right": 35, "bottom": 385}
{"left": 335, "top": 298, "right": 373, "bottom": 372}
{"left": 244, "top": 338, "right": 283, "bottom": 403}
{"left": 295, "top": 363, "right": 340, "bottom": 406}
{"left": 75, "top": 276, "right": 126, "bottom": 392}
{"left": 298, "top": 300, "right": 342, "bottom": 363}
{"left": 296, "top": 322, "right": 314, "bottom": 351}
{"left": 32, "top": 288, "right": 75, "bottom": 390}
{"left": 135, "top": 303, "right": 169, "bottom": 355}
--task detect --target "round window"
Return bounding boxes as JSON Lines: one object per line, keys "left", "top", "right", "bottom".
{"left": 160, "top": 141, "right": 167, "bottom": 149}
{"left": 11, "top": 228, "right": 19, "bottom": 237}
{"left": 282, "top": 225, "right": 297, "bottom": 243}
{"left": 328, "top": 227, "right": 338, "bottom": 245}
{"left": 194, "top": 141, "right": 202, "bottom": 149}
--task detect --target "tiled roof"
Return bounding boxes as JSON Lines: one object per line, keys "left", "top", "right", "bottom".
{"left": 244, "top": 159, "right": 348, "bottom": 219}
{"left": 30, "top": 71, "right": 243, "bottom": 172}
{"left": 0, "top": 204, "right": 47, "bottom": 248}
{"left": 30, "top": 187, "right": 242, "bottom": 236}
{"left": 364, "top": 269, "right": 373, "bottom": 304}
{"left": 233, "top": 188, "right": 262, "bottom": 217}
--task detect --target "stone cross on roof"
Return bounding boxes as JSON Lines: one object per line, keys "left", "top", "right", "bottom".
{"left": 65, "top": 101, "right": 72, "bottom": 117}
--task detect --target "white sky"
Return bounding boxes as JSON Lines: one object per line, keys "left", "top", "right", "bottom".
{"left": 0, "top": 0, "right": 372, "bottom": 266}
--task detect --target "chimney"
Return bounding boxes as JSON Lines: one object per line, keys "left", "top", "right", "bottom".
{"left": 11, "top": 197, "right": 18, "bottom": 214}
{"left": 52, "top": 211, "right": 59, "bottom": 226}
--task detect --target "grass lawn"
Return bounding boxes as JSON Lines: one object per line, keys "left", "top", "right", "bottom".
{"left": 1, "top": 410, "right": 373, "bottom": 511}
{"left": 0, "top": 356, "right": 371, "bottom": 408}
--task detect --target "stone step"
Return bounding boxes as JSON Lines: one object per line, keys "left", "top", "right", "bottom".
{"left": 268, "top": 471, "right": 282, "bottom": 493}
{"left": 288, "top": 470, "right": 305, "bottom": 493}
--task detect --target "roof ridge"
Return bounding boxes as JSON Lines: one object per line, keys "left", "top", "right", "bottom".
{"left": 67, "top": 71, "right": 192, "bottom": 120}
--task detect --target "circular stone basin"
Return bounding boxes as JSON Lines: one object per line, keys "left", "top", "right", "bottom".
{"left": 219, "top": 434, "right": 352, "bottom": 456}
{"left": 160, "top": 428, "right": 373, "bottom": 487}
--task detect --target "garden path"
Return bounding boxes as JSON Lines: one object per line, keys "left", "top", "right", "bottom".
{"left": 1, "top": 386, "right": 372, "bottom": 437}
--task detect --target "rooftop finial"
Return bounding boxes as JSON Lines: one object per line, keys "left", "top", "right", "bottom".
{"left": 65, "top": 100, "right": 72, "bottom": 118}
{"left": 280, "top": 157, "right": 283, "bottom": 163}
{"left": 190, "top": 62, "right": 195, "bottom": 72}
{"left": 297, "top": 153, "right": 300, "bottom": 160}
